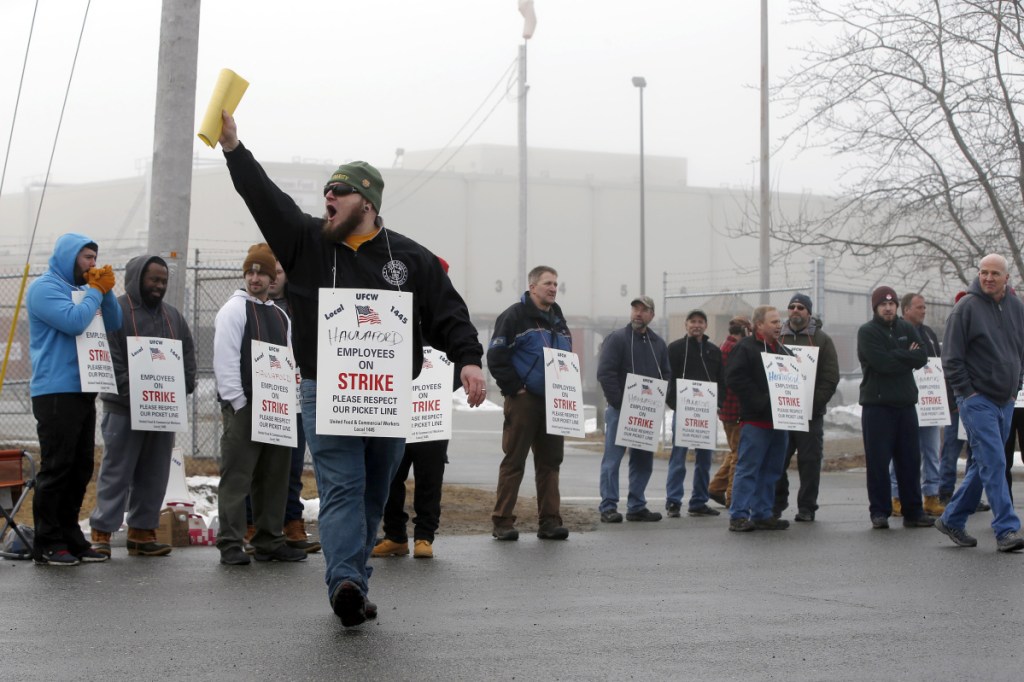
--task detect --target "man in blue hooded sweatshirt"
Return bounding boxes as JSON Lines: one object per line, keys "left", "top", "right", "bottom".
{"left": 26, "top": 233, "right": 122, "bottom": 566}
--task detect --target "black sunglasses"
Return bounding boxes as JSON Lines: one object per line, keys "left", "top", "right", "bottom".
{"left": 787, "top": 304, "right": 806, "bottom": 311}
{"left": 323, "top": 184, "right": 361, "bottom": 198}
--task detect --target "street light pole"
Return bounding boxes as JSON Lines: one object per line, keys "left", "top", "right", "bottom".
{"left": 632, "top": 76, "right": 647, "bottom": 296}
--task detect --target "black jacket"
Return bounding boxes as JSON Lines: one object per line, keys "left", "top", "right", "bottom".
{"left": 224, "top": 142, "right": 483, "bottom": 381}
{"left": 725, "top": 335, "right": 794, "bottom": 424}
{"left": 665, "top": 335, "right": 723, "bottom": 411}
{"left": 487, "top": 293, "right": 572, "bottom": 397}
{"left": 597, "top": 325, "right": 671, "bottom": 410}
{"left": 857, "top": 315, "right": 927, "bottom": 407}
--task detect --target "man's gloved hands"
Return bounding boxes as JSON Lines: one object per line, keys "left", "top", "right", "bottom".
{"left": 85, "top": 265, "right": 116, "bottom": 294}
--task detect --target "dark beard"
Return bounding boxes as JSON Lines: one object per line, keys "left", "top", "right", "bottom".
{"left": 141, "top": 289, "right": 163, "bottom": 308}
{"left": 321, "top": 211, "right": 362, "bottom": 242}
{"left": 73, "top": 264, "right": 86, "bottom": 285}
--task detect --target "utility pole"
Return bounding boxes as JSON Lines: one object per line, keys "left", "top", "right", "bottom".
{"left": 517, "top": 42, "right": 528, "bottom": 295}
{"left": 759, "top": 0, "right": 771, "bottom": 302}
{"left": 148, "top": 0, "right": 200, "bottom": 312}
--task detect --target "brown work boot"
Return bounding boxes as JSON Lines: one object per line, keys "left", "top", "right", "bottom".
{"left": 922, "top": 495, "right": 946, "bottom": 516}
{"left": 244, "top": 524, "right": 256, "bottom": 555}
{"left": 126, "top": 527, "right": 172, "bottom": 557}
{"left": 284, "top": 519, "right": 322, "bottom": 553}
{"left": 892, "top": 497, "right": 902, "bottom": 517}
{"left": 90, "top": 529, "right": 112, "bottom": 557}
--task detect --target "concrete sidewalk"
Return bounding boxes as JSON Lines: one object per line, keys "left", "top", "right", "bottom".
{"left": 3, "top": 466, "right": 1021, "bottom": 681}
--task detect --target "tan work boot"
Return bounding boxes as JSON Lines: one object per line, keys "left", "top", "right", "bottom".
{"left": 90, "top": 529, "right": 112, "bottom": 557}
{"left": 126, "top": 527, "right": 172, "bottom": 557}
{"left": 922, "top": 495, "right": 946, "bottom": 516}
{"left": 413, "top": 539, "right": 433, "bottom": 559}
{"left": 284, "top": 519, "right": 322, "bottom": 553}
{"left": 891, "top": 498, "right": 902, "bottom": 517}
{"left": 372, "top": 537, "right": 409, "bottom": 557}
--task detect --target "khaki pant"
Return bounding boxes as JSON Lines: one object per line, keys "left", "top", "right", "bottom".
{"left": 492, "top": 392, "right": 564, "bottom": 528}
{"left": 709, "top": 420, "right": 742, "bottom": 505}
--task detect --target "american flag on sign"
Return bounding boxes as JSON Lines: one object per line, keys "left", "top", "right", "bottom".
{"left": 356, "top": 305, "right": 381, "bottom": 325}
{"left": 693, "top": 387, "right": 704, "bottom": 397}
{"left": 557, "top": 359, "right": 569, "bottom": 372}
{"left": 776, "top": 360, "right": 788, "bottom": 371}
{"left": 269, "top": 355, "right": 281, "bottom": 369}
{"left": 149, "top": 347, "right": 166, "bottom": 361}
{"left": 422, "top": 358, "right": 433, "bottom": 369}
{"left": 641, "top": 386, "right": 653, "bottom": 396}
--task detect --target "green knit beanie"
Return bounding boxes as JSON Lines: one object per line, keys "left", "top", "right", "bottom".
{"left": 325, "top": 161, "right": 384, "bottom": 213}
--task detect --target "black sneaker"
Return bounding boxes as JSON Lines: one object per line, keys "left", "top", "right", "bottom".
{"left": 33, "top": 549, "right": 80, "bottom": 566}
{"left": 364, "top": 598, "right": 377, "bottom": 621}
{"left": 688, "top": 505, "right": 721, "bottom": 517}
{"left": 331, "top": 581, "right": 367, "bottom": 627}
{"left": 753, "top": 517, "right": 790, "bottom": 530}
{"left": 977, "top": 500, "right": 991, "bottom": 512}
{"left": 537, "top": 525, "right": 569, "bottom": 540}
{"left": 935, "top": 517, "right": 977, "bottom": 547}
{"left": 254, "top": 544, "right": 308, "bottom": 562}
{"left": 871, "top": 516, "right": 889, "bottom": 529}
{"left": 75, "top": 547, "right": 109, "bottom": 563}
{"left": 625, "top": 508, "right": 662, "bottom": 522}
{"left": 665, "top": 503, "right": 682, "bottom": 518}
{"left": 220, "top": 546, "right": 252, "bottom": 565}
{"left": 492, "top": 527, "right": 519, "bottom": 541}
{"left": 794, "top": 510, "right": 815, "bottom": 523}
{"left": 600, "top": 510, "right": 623, "bottom": 523}
{"left": 996, "top": 530, "right": 1024, "bottom": 553}
{"left": 728, "top": 518, "right": 755, "bottom": 532}
{"left": 903, "top": 514, "right": 936, "bottom": 528}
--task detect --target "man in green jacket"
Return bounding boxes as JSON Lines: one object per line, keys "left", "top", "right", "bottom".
{"left": 857, "top": 286, "right": 932, "bottom": 530}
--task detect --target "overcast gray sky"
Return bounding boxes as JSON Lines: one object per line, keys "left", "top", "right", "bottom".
{"left": 0, "top": 0, "right": 839, "bottom": 195}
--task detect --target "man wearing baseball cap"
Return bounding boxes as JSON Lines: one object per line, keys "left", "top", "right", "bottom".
{"left": 597, "top": 295, "right": 671, "bottom": 523}
{"left": 857, "top": 285, "right": 932, "bottom": 530}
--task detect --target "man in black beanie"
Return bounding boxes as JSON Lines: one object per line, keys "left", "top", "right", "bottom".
{"left": 857, "top": 286, "right": 932, "bottom": 529}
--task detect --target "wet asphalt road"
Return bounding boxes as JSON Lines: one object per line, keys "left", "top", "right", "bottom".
{"left": 3, "top": 412, "right": 1022, "bottom": 681}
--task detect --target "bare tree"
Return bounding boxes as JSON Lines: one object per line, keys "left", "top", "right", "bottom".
{"left": 757, "top": 0, "right": 1024, "bottom": 286}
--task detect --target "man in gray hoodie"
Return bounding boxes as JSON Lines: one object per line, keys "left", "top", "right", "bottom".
{"left": 936, "top": 253, "right": 1024, "bottom": 552}
{"left": 89, "top": 255, "right": 196, "bottom": 557}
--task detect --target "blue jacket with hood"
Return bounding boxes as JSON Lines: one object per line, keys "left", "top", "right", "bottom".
{"left": 26, "top": 232, "right": 123, "bottom": 396}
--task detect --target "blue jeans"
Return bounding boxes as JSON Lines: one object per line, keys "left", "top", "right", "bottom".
{"left": 729, "top": 424, "right": 788, "bottom": 521}
{"left": 599, "top": 406, "right": 654, "bottom": 514}
{"left": 301, "top": 380, "right": 405, "bottom": 600}
{"left": 940, "top": 414, "right": 965, "bottom": 495}
{"left": 666, "top": 412, "right": 711, "bottom": 509}
{"left": 890, "top": 425, "right": 941, "bottom": 497}
{"left": 940, "top": 395, "right": 1021, "bottom": 539}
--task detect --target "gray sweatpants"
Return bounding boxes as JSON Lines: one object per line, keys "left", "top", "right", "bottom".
{"left": 215, "top": 403, "right": 290, "bottom": 553}
{"left": 89, "top": 411, "right": 176, "bottom": 532}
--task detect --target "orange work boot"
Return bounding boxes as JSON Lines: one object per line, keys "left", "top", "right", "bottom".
{"left": 284, "top": 519, "right": 322, "bottom": 553}
{"left": 90, "top": 529, "right": 112, "bottom": 557}
{"left": 371, "top": 537, "right": 409, "bottom": 557}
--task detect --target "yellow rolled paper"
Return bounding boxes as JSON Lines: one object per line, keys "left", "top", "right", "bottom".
{"left": 197, "top": 68, "right": 249, "bottom": 148}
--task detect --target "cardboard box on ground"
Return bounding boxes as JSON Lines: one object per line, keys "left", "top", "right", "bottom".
{"left": 156, "top": 507, "right": 190, "bottom": 547}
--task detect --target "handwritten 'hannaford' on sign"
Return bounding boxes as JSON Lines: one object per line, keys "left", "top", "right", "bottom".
{"left": 543, "top": 347, "right": 585, "bottom": 438}
{"left": 251, "top": 340, "right": 298, "bottom": 447}
{"left": 127, "top": 336, "right": 188, "bottom": 432}
{"left": 762, "top": 352, "right": 808, "bottom": 432}
{"left": 316, "top": 288, "right": 412, "bottom": 437}
{"left": 913, "top": 357, "right": 951, "bottom": 427}
{"left": 673, "top": 379, "right": 718, "bottom": 449}
{"left": 408, "top": 346, "right": 453, "bottom": 443}
{"left": 72, "top": 290, "right": 117, "bottom": 392}
{"left": 614, "top": 373, "right": 668, "bottom": 450}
